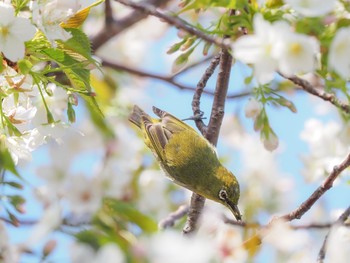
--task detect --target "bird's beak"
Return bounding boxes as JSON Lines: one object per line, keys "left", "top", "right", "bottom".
{"left": 226, "top": 199, "right": 242, "bottom": 221}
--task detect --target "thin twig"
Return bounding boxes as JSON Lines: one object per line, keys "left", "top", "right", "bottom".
{"left": 223, "top": 217, "right": 350, "bottom": 230}
{"left": 226, "top": 90, "right": 250, "bottom": 99}
{"left": 280, "top": 153, "right": 350, "bottom": 221}
{"left": 158, "top": 205, "right": 189, "bottom": 229}
{"left": 241, "top": 154, "right": 350, "bottom": 254}
{"left": 102, "top": 59, "right": 252, "bottom": 99}
{"left": 223, "top": 217, "right": 260, "bottom": 228}
{"left": 224, "top": 217, "right": 350, "bottom": 230}
{"left": 92, "top": 0, "right": 171, "bottom": 50}
{"left": 191, "top": 54, "right": 221, "bottom": 132}
{"left": 114, "top": 0, "right": 230, "bottom": 49}
{"left": 280, "top": 73, "right": 350, "bottom": 114}
{"left": 172, "top": 55, "right": 215, "bottom": 78}
{"left": 102, "top": 60, "right": 206, "bottom": 93}
{"left": 182, "top": 194, "right": 206, "bottom": 234}
{"left": 0, "top": 216, "right": 91, "bottom": 227}
{"left": 317, "top": 206, "right": 350, "bottom": 263}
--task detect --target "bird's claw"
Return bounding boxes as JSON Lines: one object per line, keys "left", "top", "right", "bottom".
{"left": 182, "top": 110, "right": 206, "bottom": 121}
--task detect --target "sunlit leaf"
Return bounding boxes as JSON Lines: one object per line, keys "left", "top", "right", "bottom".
{"left": 103, "top": 198, "right": 158, "bottom": 233}
{"left": 60, "top": 0, "right": 104, "bottom": 28}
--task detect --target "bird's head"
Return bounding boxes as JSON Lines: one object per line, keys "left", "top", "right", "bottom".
{"left": 218, "top": 186, "right": 241, "bottom": 221}
{"left": 214, "top": 168, "right": 241, "bottom": 221}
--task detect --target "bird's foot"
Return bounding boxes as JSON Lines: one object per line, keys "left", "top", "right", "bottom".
{"left": 182, "top": 110, "right": 206, "bottom": 122}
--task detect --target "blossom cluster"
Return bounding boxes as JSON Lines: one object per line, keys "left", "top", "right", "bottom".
{"left": 0, "top": 0, "right": 86, "bottom": 164}
{"left": 233, "top": 0, "right": 350, "bottom": 82}
{"left": 233, "top": 10, "right": 350, "bottom": 84}
{"left": 231, "top": 1, "right": 350, "bottom": 152}
{"left": 234, "top": 14, "right": 319, "bottom": 84}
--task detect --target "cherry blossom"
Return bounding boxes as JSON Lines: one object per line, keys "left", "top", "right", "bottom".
{"left": 0, "top": 3, "right": 36, "bottom": 61}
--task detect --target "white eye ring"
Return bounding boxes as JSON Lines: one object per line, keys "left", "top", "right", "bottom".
{"left": 219, "top": 189, "right": 227, "bottom": 201}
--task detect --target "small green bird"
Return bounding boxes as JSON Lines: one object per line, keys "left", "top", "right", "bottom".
{"left": 129, "top": 105, "right": 241, "bottom": 221}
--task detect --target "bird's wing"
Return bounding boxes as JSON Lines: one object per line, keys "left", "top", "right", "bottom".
{"left": 142, "top": 117, "right": 168, "bottom": 162}
{"left": 141, "top": 106, "right": 201, "bottom": 163}
{"left": 153, "top": 106, "right": 196, "bottom": 133}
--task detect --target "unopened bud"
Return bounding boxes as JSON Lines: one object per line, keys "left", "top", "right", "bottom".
{"left": 43, "top": 240, "right": 57, "bottom": 257}
{"left": 261, "top": 129, "right": 279, "bottom": 152}
{"left": 177, "top": 30, "right": 188, "bottom": 39}
{"left": 68, "top": 93, "right": 79, "bottom": 106}
{"left": 245, "top": 98, "right": 262, "bottom": 119}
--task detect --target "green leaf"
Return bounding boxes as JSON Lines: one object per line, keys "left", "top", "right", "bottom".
{"left": 179, "top": 0, "right": 245, "bottom": 12}
{"left": 171, "top": 47, "right": 195, "bottom": 73}
{"left": 83, "top": 95, "right": 114, "bottom": 139}
{"left": 6, "top": 209, "right": 19, "bottom": 227}
{"left": 75, "top": 228, "right": 132, "bottom": 252}
{"left": 8, "top": 195, "right": 26, "bottom": 213}
{"left": 167, "top": 40, "right": 186, "bottom": 54}
{"left": 18, "top": 59, "right": 33, "bottom": 75}
{"left": 1, "top": 181, "right": 23, "bottom": 189}
{"left": 103, "top": 198, "right": 158, "bottom": 233}
{"left": 180, "top": 37, "right": 197, "bottom": 51}
{"left": 41, "top": 48, "right": 91, "bottom": 92}
{"left": 0, "top": 55, "right": 4, "bottom": 73}
{"left": 253, "top": 108, "right": 267, "bottom": 131}
{"left": 0, "top": 147, "right": 21, "bottom": 178}
{"left": 202, "top": 41, "right": 212, "bottom": 55}
{"left": 67, "top": 103, "right": 76, "bottom": 123}
{"left": 265, "top": 0, "right": 284, "bottom": 8}
{"left": 244, "top": 74, "right": 254, "bottom": 85}
{"left": 25, "top": 31, "right": 51, "bottom": 55}
{"left": 275, "top": 96, "right": 297, "bottom": 113}
{"left": 58, "top": 28, "right": 94, "bottom": 63}
{"left": 75, "top": 230, "right": 100, "bottom": 250}
{"left": 11, "top": 0, "right": 30, "bottom": 12}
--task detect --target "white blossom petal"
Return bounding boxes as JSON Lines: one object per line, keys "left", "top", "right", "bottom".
{"left": 285, "top": 0, "right": 336, "bottom": 17}
{"left": 328, "top": 27, "right": 350, "bottom": 79}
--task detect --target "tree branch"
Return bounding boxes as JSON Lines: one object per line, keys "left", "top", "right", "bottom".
{"left": 205, "top": 49, "right": 233, "bottom": 144}
{"left": 191, "top": 54, "right": 221, "bottom": 132}
{"left": 92, "top": 0, "right": 171, "bottom": 50}
{"left": 280, "top": 73, "right": 350, "bottom": 114}
{"left": 240, "top": 153, "right": 350, "bottom": 254}
{"left": 184, "top": 24, "right": 233, "bottom": 234}
{"left": 113, "top": 0, "right": 230, "bottom": 49}
{"left": 104, "top": 0, "right": 114, "bottom": 24}
{"left": 159, "top": 205, "right": 189, "bottom": 229}
{"left": 224, "top": 217, "right": 350, "bottom": 230}
{"left": 172, "top": 55, "right": 216, "bottom": 78}
{"left": 280, "top": 152, "right": 350, "bottom": 221}
{"left": 182, "top": 193, "right": 206, "bottom": 234}
{"left": 102, "top": 59, "right": 251, "bottom": 99}
{"left": 102, "top": 60, "right": 206, "bottom": 93}
{"left": 317, "top": 206, "right": 350, "bottom": 263}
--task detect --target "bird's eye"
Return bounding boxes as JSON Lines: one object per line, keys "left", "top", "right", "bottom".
{"left": 219, "top": 189, "right": 228, "bottom": 201}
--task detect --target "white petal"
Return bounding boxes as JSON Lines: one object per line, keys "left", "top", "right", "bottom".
{"left": 329, "top": 27, "right": 350, "bottom": 79}
{"left": 233, "top": 36, "right": 265, "bottom": 64}
{"left": 2, "top": 34, "right": 25, "bottom": 61}
{"left": 285, "top": 0, "right": 336, "bottom": 17}
{"left": 0, "top": 4, "right": 15, "bottom": 26}
{"left": 10, "top": 17, "right": 36, "bottom": 41}
{"left": 94, "top": 244, "right": 125, "bottom": 263}
{"left": 254, "top": 58, "right": 278, "bottom": 84}
{"left": 275, "top": 33, "right": 319, "bottom": 75}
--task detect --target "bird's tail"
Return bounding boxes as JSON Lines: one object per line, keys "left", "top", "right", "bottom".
{"left": 128, "top": 105, "right": 151, "bottom": 128}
